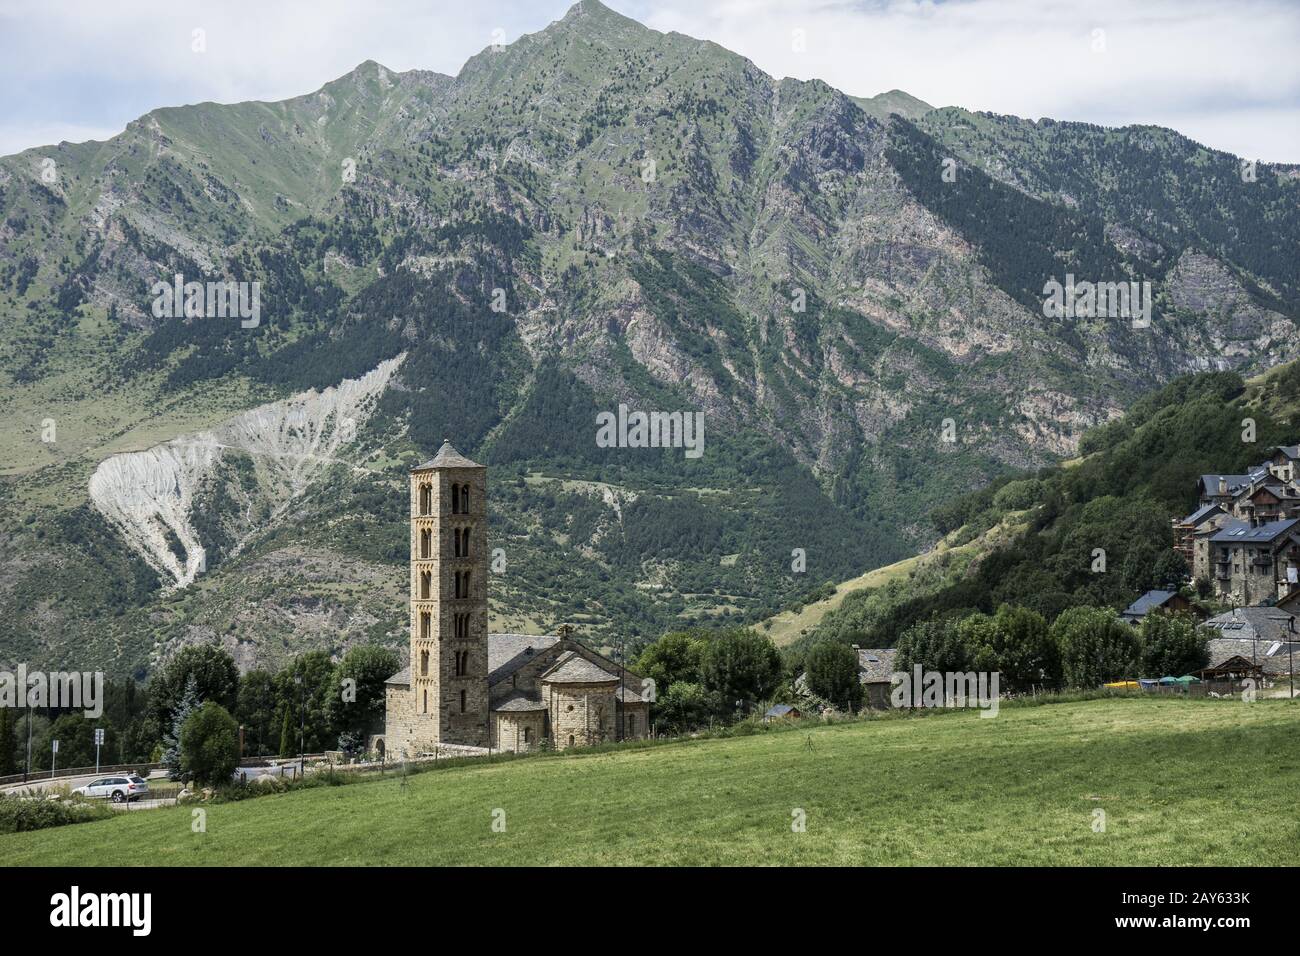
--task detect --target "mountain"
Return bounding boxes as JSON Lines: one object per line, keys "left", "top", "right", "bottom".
{"left": 2, "top": 0, "right": 1299, "bottom": 676}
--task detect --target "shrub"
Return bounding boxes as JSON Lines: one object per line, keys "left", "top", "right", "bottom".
{"left": 804, "top": 641, "right": 863, "bottom": 710}
{"left": 180, "top": 701, "right": 240, "bottom": 786}
{"left": 0, "top": 794, "right": 110, "bottom": 834}
{"left": 1051, "top": 606, "right": 1140, "bottom": 687}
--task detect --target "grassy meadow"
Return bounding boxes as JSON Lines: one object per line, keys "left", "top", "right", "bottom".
{"left": 4, "top": 696, "right": 1298, "bottom": 866}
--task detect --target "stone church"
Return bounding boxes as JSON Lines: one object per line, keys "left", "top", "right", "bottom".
{"left": 376, "top": 441, "right": 650, "bottom": 757}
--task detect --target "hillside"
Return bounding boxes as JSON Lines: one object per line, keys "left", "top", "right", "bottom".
{"left": 799, "top": 362, "right": 1300, "bottom": 651}
{"left": 3, "top": 697, "right": 1297, "bottom": 865}
{"left": 4, "top": 0, "right": 1300, "bottom": 675}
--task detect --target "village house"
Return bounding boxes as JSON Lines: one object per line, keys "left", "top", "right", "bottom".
{"left": 1121, "top": 589, "right": 1197, "bottom": 625}
{"left": 374, "top": 441, "right": 649, "bottom": 758}
{"left": 855, "top": 646, "right": 899, "bottom": 709}
{"left": 1184, "top": 448, "right": 1300, "bottom": 604}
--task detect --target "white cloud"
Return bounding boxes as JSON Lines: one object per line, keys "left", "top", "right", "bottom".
{"left": 629, "top": 0, "right": 1300, "bottom": 161}
{"left": 0, "top": 0, "right": 1296, "bottom": 161}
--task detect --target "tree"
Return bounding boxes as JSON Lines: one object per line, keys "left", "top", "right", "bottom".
{"left": 1150, "top": 550, "right": 1188, "bottom": 590}
{"left": 274, "top": 650, "right": 336, "bottom": 752}
{"left": 1051, "top": 606, "right": 1140, "bottom": 688}
{"left": 635, "top": 630, "right": 708, "bottom": 700}
{"left": 37, "top": 713, "right": 96, "bottom": 770}
{"left": 278, "top": 707, "right": 295, "bottom": 760}
{"left": 655, "top": 681, "right": 712, "bottom": 732}
{"left": 1139, "top": 613, "right": 1209, "bottom": 678}
{"left": 235, "top": 669, "right": 278, "bottom": 757}
{"left": 179, "top": 702, "right": 240, "bottom": 787}
{"left": 0, "top": 706, "right": 17, "bottom": 776}
{"left": 150, "top": 644, "right": 238, "bottom": 728}
{"left": 326, "top": 645, "right": 400, "bottom": 746}
{"left": 161, "top": 675, "right": 200, "bottom": 781}
{"left": 699, "top": 629, "right": 782, "bottom": 717}
{"left": 804, "top": 641, "right": 863, "bottom": 710}
{"left": 959, "top": 605, "right": 1061, "bottom": 691}
{"left": 896, "top": 617, "right": 975, "bottom": 676}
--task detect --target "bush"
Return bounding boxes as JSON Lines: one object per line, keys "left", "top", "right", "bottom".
{"left": 1051, "top": 606, "right": 1140, "bottom": 687}
{"left": 180, "top": 702, "right": 240, "bottom": 787}
{"left": 0, "top": 794, "right": 110, "bottom": 834}
{"left": 804, "top": 641, "right": 863, "bottom": 710}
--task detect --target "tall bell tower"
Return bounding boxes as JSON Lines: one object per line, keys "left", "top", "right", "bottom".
{"left": 409, "top": 440, "right": 489, "bottom": 748}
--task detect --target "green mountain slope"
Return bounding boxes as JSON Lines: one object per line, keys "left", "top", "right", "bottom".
{"left": 801, "top": 361, "right": 1300, "bottom": 653}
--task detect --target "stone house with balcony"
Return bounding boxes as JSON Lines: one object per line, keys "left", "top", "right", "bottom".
{"left": 1204, "top": 517, "right": 1300, "bottom": 606}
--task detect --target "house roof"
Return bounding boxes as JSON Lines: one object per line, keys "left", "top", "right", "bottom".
{"left": 765, "top": 704, "right": 798, "bottom": 717}
{"left": 1209, "top": 517, "right": 1300, "bottom": 546}
{"left": 539, "top": 650, "right": 619, "bottom": 685}
{"left": 385, "top": 632, "right": 564, "bottom": 687}
{"left": 614, "top": 684, "right": 646, "bottom": 704}
{"left": 856, "top": 647, "right": 898, "bottom": 684}
{"left": 1180, "top": 503, "right": 1223, "bottom": 526}
{"left": 412, "top": 440, "right": 482, "bottom": 471}
{"left": 1200, "top": 474, "right": 1253, "bottom": 497}
{"left": 1122, "top": 589, "right": 1180, "bottom": 619}
{"left": 1268, "top": 445, "right": 1300, "bottom": 461}
{"left": 488, "top": 633, "right": 562, "bottom": 686}
{"left": 1204, "top": 608, "right": 1300, "bottom": 673}
{"left": 491, "top": 692, "right": 548, "bottom": 713}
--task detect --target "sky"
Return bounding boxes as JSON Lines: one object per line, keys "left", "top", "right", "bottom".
{"left": 1, "top": 0, "right": 1297, "bottom": 162}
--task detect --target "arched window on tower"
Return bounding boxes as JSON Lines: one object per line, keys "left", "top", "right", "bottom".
{"left": 420, "top": 649, "right": 429, "bottom": 677}
{"left": 420, "top": 611, "right": 431, "bottom": 640}
{"left": 450, "top": 483, "right": 461, "bottom": 514}
{"left": 420, "top": 529, "right": 431, "bottom": 560}
{"left": 419, "top": 483, "right": 431, "bottom": 516}
{"left": 461, "top": 485, "right": 470, "bottom": 514}
{"left": 459, "top": 689, "right": 467, "bottom": 713}
{"left": 422, "top": 689, "right": 428, "bottom": 714}
{"left": 420, "top": 570, "right": 431, "bottom": 600}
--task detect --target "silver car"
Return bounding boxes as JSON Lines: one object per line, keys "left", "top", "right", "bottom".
{"left": 73, "top": 774, "right": 150, "bottom": 803}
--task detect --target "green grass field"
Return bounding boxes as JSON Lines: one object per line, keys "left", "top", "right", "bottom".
{"left": 5, "top": 697, "right": 1298, "bottom": 866}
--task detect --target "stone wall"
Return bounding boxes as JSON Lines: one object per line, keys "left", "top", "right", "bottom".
{"left": 493, "top": 712, "right": 546, "bottom": 752}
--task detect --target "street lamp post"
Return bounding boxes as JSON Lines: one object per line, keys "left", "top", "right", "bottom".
{"left": 295, "top": 674, "right": 306, "bottom": 778}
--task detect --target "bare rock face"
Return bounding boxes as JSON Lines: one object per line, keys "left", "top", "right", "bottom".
{"left": 89, "top": 356, "right": 404, "bottom": 588}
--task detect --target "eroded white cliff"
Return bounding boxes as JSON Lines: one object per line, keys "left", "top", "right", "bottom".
{"left": 89, "top": 355, "right": 405, "bottom": 588}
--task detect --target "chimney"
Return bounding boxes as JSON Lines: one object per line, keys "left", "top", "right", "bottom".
{"left": 1218, "top": 477, "right": 1228, "bottom": 495}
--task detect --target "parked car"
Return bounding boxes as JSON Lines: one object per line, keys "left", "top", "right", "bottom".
{"left": 72, "top": 774, "right": 150, "bottom": 803}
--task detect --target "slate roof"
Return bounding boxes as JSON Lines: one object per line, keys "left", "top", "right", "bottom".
{"left": 1268, "top": 445, "right": 1300, "bottom": 460}
{"left": 1200, "top": 474, "right": 1253, "bottom": 497}
{"left": 765, "top": 704, "right": 798, "bottom": 718}
{"left": 539, "top": 650, "right": 619, "bottom": 684}
{"left": 614, "top": 684, "right": 645, "bottom": 703}
{"left": 488, "top": 633, "right": 562, "bottom": 686}
{"left": 1121, "top": 589, "right": 1179, "bottom": 620}
{"left": 1179, "top": 503, "right": 1222, "bottom": 526}
{"left": 385, "top": 632, "right": 563, "bottom": 687}
{"left": 1209, "top": 517, "right": 1300, "bottom": 546}
{"left": 856, "top": 647, "right": 898, "bottom": 684}
{"left": 1205, "top": 606, "right": 1300, "bottom": 641}
{"left": 412, "top": 439, "right": 482, "bottom": 471}
{"left": 491, "top": 692, "right": 548, "bottom": 712}
{"left": 1203, "top": 634, "right": 1300, "bottom": 675}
